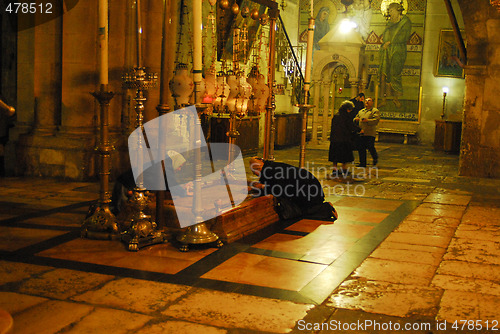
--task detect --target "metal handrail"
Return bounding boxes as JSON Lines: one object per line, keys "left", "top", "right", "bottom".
{"left": 276, "top": 15, "right": 305, "bottom": 105}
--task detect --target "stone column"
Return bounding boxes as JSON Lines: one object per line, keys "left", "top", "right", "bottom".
{"left": 321, "top": 80, "right": 330, "bottom": 142}
{"left": 33, "top": 11, "right": 62, "bottom": 134}
{"left": 311, "top": 80, "right": 321, "bottom": 144}
{"left": 60, "top": 0, "right": 97, "bottom": 133}
{"left": 350, "top": 79, "right": 359, "bottom": 99}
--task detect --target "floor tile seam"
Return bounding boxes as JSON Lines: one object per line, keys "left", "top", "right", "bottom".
{"left": 374, "top": 240, "right": 448, "bottom": 254}
{"left": 440, "top": 253, "right": 500, "bottom": 267}
{"left": 425, "top": 225, "right": 470, "bottom": 290}
{"left": 7, "top": 230, "right": 81, "bottom": 256}
{"left": 370, "top": 242, "right": 447, "bottom": 256}
{"left": 447, "top": 233, "right": 500, "bottom": 245}
{"left": 0, "top": 221, "right": 80, "bottom": 231}
{"left": 450, "top": 234, "right": 500, "bottom": 243}
{"left": 2, "top": 254, "right": 193, "bottom": 287}
{"left": 342, "top": 277, "right": 443, "bottom": 292}
{"left": 196, "top": 278, "right": 318, "bottom": 304}
{"left": 431, "top": 273, "right": 500, "bottom": 291}
{"left": 329, "top": 206, "right": 397, "bottom": 214}
{"left": 0, "top": 200, "right": 94, "bottom": 225}
{"left": 334, "top": 220, "right": 378, "bottom": 226}
{"left": 366, "top": 253, "right": 443, "bottom": 267}
{"left": 245, "top": 246, "right": 312, "bottom": 262}
{"left": 349, "top": 274, "right": 436, "bottom": 287}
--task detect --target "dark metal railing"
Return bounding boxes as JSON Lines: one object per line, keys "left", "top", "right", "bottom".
{"left": 276, "top": 15, "right": 305, "bottom": 106}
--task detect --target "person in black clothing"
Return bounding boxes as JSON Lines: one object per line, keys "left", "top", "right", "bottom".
{"left": 0, "top": 98, "right": 15, "bottom": 177}
{"left": 249, "top": 157, "right": 337, "bottom": 221}
{"left": 111, "top": 151, "right": 191, "bottom": 215}
{"left": 349, "top": 93, "right": 365, "bottom": 119}
{"left": 328, "top": 100, "right": 358, "bottom": 175}
{"left": 349, "top": 93, "right": 365, "bottom": 161}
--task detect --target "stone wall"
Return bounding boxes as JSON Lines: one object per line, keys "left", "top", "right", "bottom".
{"left": 9, "top": 0, "right": 164, "bottom": 180}
{"left": 419, "top": 0, "right": 465, "bottom": 144}
{"left": 458, "top": 0, "right": 500, "bottom": 178}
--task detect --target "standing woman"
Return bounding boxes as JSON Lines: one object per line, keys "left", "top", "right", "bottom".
{"left": 328, "top": 100, "right": 358, "bottom": 176}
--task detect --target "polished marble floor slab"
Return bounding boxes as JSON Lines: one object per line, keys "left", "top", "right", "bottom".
{"left": 0, "top": 193, "right": 416, "bottom": 305}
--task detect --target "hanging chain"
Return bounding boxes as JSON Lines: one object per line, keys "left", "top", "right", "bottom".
{"left": 175, "top": 0, "right": 186, "bottom": 66}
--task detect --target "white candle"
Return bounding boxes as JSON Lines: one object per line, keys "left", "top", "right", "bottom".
{"left": 310, "top": 0, "right": 313, "bottom": 19}
{"left": 304, "top": 18, "right": 314, "bottom": 94}
{"left": 193, "top": 0, "right": 203, "bottom": 86}
{"left": 98, "top": 0, "right": 108, "bottom": 85}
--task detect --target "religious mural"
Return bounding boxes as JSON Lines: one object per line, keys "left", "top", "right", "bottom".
{"left": 299, "top": 0, "right": 427, "bottom": 122}
{"left": 435, "top": 29, "right": 465, "bottom": 78}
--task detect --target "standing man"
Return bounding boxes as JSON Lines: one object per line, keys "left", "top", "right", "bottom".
{"left": 354, "top": 97, "right": 380, "bottom": 167}
{"left": 349, "top": 93, "right": 364, "bottom": 163}
{"left": 349, "top": 93, "right": 365, "bottom": 120}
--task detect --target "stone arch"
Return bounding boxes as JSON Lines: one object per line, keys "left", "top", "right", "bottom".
{"left": 312, "top": 53, "right": 358, "bottom": 83}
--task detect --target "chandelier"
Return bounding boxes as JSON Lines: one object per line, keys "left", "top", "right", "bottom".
{"left": 491, "top": 0, "right": 500, "bottom": 11}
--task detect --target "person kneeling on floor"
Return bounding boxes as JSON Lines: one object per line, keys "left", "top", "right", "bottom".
{"left": 249, "top": 157, "right": 338, "bottom": 221}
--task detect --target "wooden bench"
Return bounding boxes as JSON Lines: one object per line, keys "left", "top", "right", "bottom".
{"left": 376, "top": 128, "right": 417, "bottom": 144}
{"left": 375, "top": 120, "right": 419, "bottom": 145}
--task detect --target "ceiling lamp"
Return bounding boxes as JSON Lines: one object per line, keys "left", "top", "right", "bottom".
{"left": 491, "top": 0, "right": 500, "bottom": 11}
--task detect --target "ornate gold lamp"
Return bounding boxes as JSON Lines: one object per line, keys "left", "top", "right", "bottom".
{"left": 120, "top": 67, "right": 162, "bottom": 251}
{"left": 119, "top": 0, "right": 163, "bottom": 251}
{"left": 297, "top": 16, "right": 315, "bottom": 168}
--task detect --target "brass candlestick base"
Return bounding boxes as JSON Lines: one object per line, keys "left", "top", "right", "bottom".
{"left": 82, "top": 86, "right": 120, "bottom": 240}
{"left": 82, "top": 206, "right": 120, "bottom": 240}
{"left": 177, "top": 223, "right": 223, "bottom": 252}
{"left": 120, "top": 188, "right": 165, "bottom": 251}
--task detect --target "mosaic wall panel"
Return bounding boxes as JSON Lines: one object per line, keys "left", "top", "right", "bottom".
{"left": 299, "top": 0, "right": 427, "bottom": 122}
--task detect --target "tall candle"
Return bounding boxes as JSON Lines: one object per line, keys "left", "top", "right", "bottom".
{"left": 304, "top": 17, "right": 314, "bottom": 97}
{"left": 98, "top": 0, "right": 108, "bottom": 85}
{"left": 136, "top": 0, "right": 142, "bottom": 67}
{"left": 193, "top": 0, "right": 203, "bottom": 87}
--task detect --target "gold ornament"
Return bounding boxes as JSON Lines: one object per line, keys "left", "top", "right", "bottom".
{"left": 259, "top": 13, "right": 269, "bottom": 25}
{"left": 250, "top": 8, "right": 259, "bottom": 20}
{"left": 241, "top": 6, "right": 250, "bottom": 18}
{"left": 231, "top": 2, "right": 240, "bottom": 15}
{"left": 219, "top": 0, "right": 229, "bottom": 10}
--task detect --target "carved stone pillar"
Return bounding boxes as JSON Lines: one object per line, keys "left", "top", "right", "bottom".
{"left": 311, "top": 80, "right": 321, "bottom": 144}
{"left": 33, "top": 12, "right": 62, "bottom": 134}
{"left": 321, "top": 81, "right": 330, "bottom": 142}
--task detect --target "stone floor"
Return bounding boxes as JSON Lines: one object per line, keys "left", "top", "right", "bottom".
{"left": 1, "top": 142, "right": 500, "bottom": 333}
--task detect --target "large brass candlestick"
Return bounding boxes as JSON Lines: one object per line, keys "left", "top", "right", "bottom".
{"left": 82, "top": 84, "right": 120, "bottom": 240}
{"left": 121, "top": 67, "right": 164, "bottom": 251}
{"left": 297, "top": 16, "right": 315, "bottom": 168}
{"left": 263, "top": 13, "right": 278, "bottom": 161}
{"left": 177, "top": 103, "right": 222, "bottom": 252}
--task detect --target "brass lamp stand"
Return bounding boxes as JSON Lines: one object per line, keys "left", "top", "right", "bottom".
{"left": 297, "top": 17, "right": 315, "bottom": 168}
{"left": 82, "top": 84, "right": 120, "bottom": 239}
{"left": 297, "top": 99, "right": 314, "bottom": 168}
{"left": 120, "top": 67, "right": 164, "bottom": 251}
